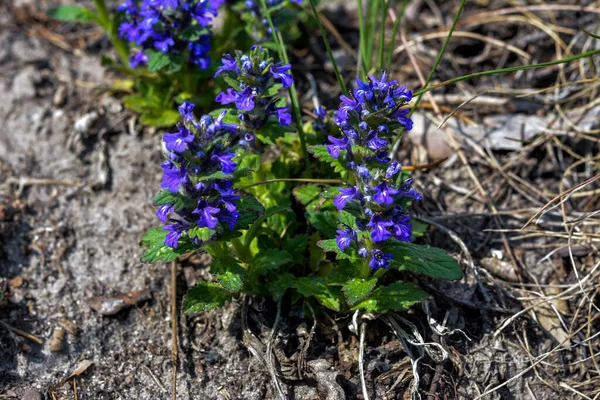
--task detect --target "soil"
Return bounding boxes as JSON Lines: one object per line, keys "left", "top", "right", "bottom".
{"left": 1, "top": 1, "right": 599, "bottom": 399}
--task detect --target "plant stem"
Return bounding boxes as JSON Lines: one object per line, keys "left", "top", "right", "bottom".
{"left": 259, "top": 0, "right": 312, "bottom": 177}
{"left": 93, "top": 0, "right": 130, "bottom": 67}
{"left": 307, "top": 0, "right": 348, "bottom": 96}
{"left": 357, "top": 0, "right": 366, "bottom": 76}
{"left": 170, "top": 260, "right": 178, "bottom": 400}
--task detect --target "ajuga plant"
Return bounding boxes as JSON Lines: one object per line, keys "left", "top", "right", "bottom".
{"left": 48, "top": 0, "right": 235, "bottom": 127}
{"left": 140, "top": 43, "right": 463, "bottom": 315}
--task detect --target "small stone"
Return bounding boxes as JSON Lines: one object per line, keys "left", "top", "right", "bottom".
{"left": 53, "top": 85, "right": 67, "bottom": 106}
{"left": 12, "top": 67, "right": 37, "bottom": 99}
{"left": 49, "top": 328, "right": 65, "bottom": 352}
{"left": 11, "top": 38, "right": 48, "bottom": 63}
{"left": 16, "top": 388, "right": 41, "bottom": 400}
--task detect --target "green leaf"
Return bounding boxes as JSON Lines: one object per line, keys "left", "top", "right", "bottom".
{"left": 188, "top": 227, "right": 216, "bottom": 242}
{"left": 411, "top": 220, "right": 428, "bottom": 239}
{"left": 146, "top": 50, "right": 171, "bottom": 73}
{"left": 195, "top": 170, "right": 233, "bottom": 182}
{"left": 244, "top": 205, "right": 293, "bottom": 246}
{"left": 339, "top": 210, "right": 357, "bottom": 229}
{"left": 154, "top": 190, "right": 195, "bottom": 211}
{"left": 293, "top": 277, "right": 340, "bottom": 311}
{"left": 383, "top": 241, "right": 462, "bottom": 280}
{"left": 306, "top": 211, "right": 338, "bottom": 237}
{"left": 342, "top": 278, "right": 377, "bottom": 305}
{"left": 285, "top": 234, "right": 308, "bottom": 259}
{"left": 140, "top": 228, "right": 196, "bottom": 263}
{"left": 317, "top": 239, "right": 358, "bottom": 262}
{"left": 352, "top": 282, "right": 427, "bottom": 312}
{"left": 47, "top": 5, "right": 98, "bottom": 23}
{"left": 308, "top": 145, "right": 346, "bottom": 173}
{"left": 293, "top": 185, "right": 322, "bottom": 212}
{"left": 123, "top": 94, "right": 159, "bottom": 112}
{"left": 255, "top": 118, "right": 295, "bottom": 145}
{"left": 235, "top": 196, "right": 265, "bottom": 230}
{"left": 139, "top": 109, "right": 180, "bottom": 127}
{"left": 210, "top": 255, "right": 246, "bottom": 292}
{"left": 250, "top": 249, "right": 292, "bottom": 275}
{"left": 267, "top": 272, "right": 295, "bottom": 301}
{"left": 183, "top": 282, "right": 232, "bottom": 313}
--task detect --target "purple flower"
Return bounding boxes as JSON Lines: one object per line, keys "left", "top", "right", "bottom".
{"left": 178, "top": 101, "right": 195, "bottom": 122}
{"left": 366, "top": 131, "right": 388, "bottom": 151}
{"left": 129, "top": 50, "right": 148, "bottom": 68}
{"left": 326, "top": 135, "right": 349, "bottom": 159}
{"left": 340, "top": 95, "right": 360, "bottom": 111}
{"left": 235, "top": 87, "right": 256, "bottom": 111}
{"left": 372, "top": 182, "right": 399, "bottom": 205}
{"left": 385, "top": 161, "right": 401, "bottom": 179}
{"left": 369, "top": 250, "right": 393, "bottom": 271}
{"left": 211, "top": 151, "right": 237, "bottom": 174}
{"left": 275, "top": 107, "right": 292, "bottom": 126}
{"left": 270, "top": 63, "right": 293, "bottom": 87}
{"left": 216, "top": 88, "right": 238, "bottom": 106}
{"left": 367, "top": 214, "right": 393, "bottom": 242}
{"left": 216, "top": 54, "right": 239, "bottom": 77}
{"left": 354, "top": 78, "right": 373, "bottom": 101}
{"left": 164, "top": 220, "right": 187, "bottom": 248}
{"left": 392, "top": 215, "right": 412, "bottom": 242}
{"left": 156, "top": 204, "right": 174, "bottom": 223}
{"left": 333, "top": 186, "right": 360, "bottom": 210}
{"left": 335, "top": 229, "right": 355, "bottom": 252}
{"left": 218, "top": 189, "right": 240, "bottom": 212}
{"left": 161, "top": 160, "right": 188, "bottom": 192}
{"left": 217, "top": 208, "right": 239, "bottom": 230}
{"left": 192, "top": 201, "right": 221, "bottom": 229}
{"left": 163, "top": 126, "right": 194, "bottom": 153}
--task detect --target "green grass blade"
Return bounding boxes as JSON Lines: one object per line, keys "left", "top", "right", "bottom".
{"left": 391, "top": 0, "right": 466, "bottom": 151}
{"left": 259, "top": 0, "right": 312, "bottom": 176}
{"left": 386, "top": 0, "right": 410, "bottom": 71}
{"left": 414, "top": 47, "right": 600, "bottom": 96}
{"left": 377, "top": 0, "right": 387, "bottom": 70}
{"left": 307, "top": 0, "right": 348, "bottom": 95}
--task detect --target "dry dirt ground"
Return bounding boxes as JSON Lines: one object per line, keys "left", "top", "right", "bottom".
{"left": 1, "top": 1, "right": 600, "bottom": 399}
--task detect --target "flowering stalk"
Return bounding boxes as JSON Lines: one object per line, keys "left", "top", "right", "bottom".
{"left": 155, "top": 101, "right": 242, "bottom": 248}
{"left": 214, "top": 46, "right": 294, "bottom": 146}
{"left": 117, "top": 0, "right": 224, "bottom": 69}
{"left": 318, "top": 71, "right": 419, "bottom": 272}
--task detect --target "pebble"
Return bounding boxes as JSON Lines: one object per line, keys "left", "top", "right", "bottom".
{"left": 11, "top": 67, "right": 37, "bottom": 99}
{"left": 53, "top": 85, "right": 67, "bottom": 106}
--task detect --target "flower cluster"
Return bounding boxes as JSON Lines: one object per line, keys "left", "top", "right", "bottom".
{"left": 157, "top": 101, "right": 242, "bottom": 248}
{"left": 235, "top": 0, "right": 302, "bottom": 42}
{"left": 117, "top": 0, "right": 224, "bottom": 68}
{"left": 327, "top": 71, "right": 420, "bottom": 271}
{"left": 215, "top": 46, "right": 294, "bottom": 145}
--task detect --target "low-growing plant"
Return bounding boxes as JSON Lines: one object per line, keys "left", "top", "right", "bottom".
{"left": 140, "top": 44, "right": 463, "bottom": 315}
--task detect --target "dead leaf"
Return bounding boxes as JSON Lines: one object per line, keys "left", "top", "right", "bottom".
{"left": 88, "top": 289, "right": 151, "bottom": 316}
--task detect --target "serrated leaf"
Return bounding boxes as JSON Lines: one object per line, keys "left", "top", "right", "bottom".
{"left": 250, "top": 249, "right": 292, "bottom": 275}
{"left": 411, "top": 220, "right": 428, "bottom": 239}
{"left": 342, "top": 278, "right": 377, "bottom": 305}
{"left": 47, "top": 5, "right": 98, "bottom": 23}
{"left": 383, "top": 240, "right": 462, "bottom": 280}
{"left": 267, "top": 273, "right": 295, "bottom": 301}
{"left": 183, "top": 282, "right": 232, "bottom": 313}
{"left": 306, "top": 211, "right": 338, "bottom": 237}
{"left": 210, "top": 255, "right": 246, "bottom": 292}
{"left": 244, "top": 205, "right": 293, "bottom": 246}
{"left": 188, "top": 227, "right": 216, "bottom": 242}
{"left": 293, "top": 277, "right": 340, "bottom": 311}
{"left": 285, "top": 234, "right": 308, "bottom": 259}
{"left": 317, "top": 239, "right": 358, "bottom": 262}
{"left": 293, "top": 185, "right": 322, "bottom": 212}
{"left": 154, "top": 190, "right": 195, "bottom": 211}
{"left": 146, "top": 50, "right": 171, "bottom": 73}
{"left": 140, "top": 228, "right": 196, "bottom": 263}
{"left": 352, "top": 282, "right": 427, "bottom": 312}
{"left": 308, "top": 145, "right": 346, "bottom": 173}
{"left": 339, "top": 210, "right": 357, "bottom": 229}
{"left": 195, "top": 170, "right": 233, "bottom": 182}
{"left": 235, "top": 196, "right": 265, "bottom": 230}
